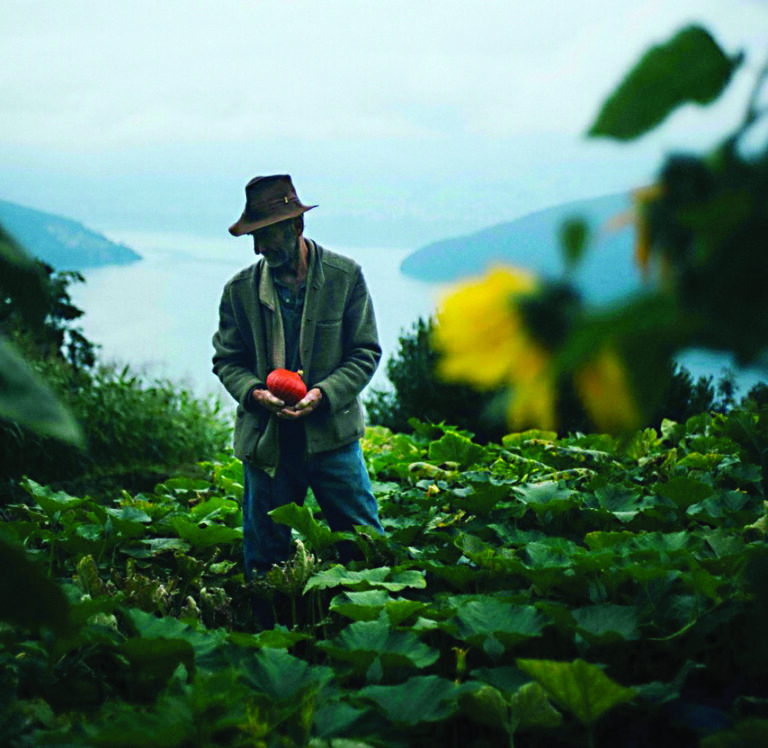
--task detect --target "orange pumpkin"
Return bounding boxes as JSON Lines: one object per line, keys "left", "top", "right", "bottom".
{"left": 266, "top": 369, "right": 307, "bottom": 405}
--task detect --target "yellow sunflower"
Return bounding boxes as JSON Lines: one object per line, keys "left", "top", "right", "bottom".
{"left": 434, "top": 266, "right": 556, "bottom": 430}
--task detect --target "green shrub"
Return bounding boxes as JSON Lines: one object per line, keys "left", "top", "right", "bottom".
{"left": 0, "top": 358, "right": 231, "bottom": 498}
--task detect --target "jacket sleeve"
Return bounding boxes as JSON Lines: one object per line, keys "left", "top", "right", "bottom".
{"left": 212, "top": 280, "right": 263, "bottom": 411}
{"left": 314, "top": 265, "right": 381, "bottom": 413}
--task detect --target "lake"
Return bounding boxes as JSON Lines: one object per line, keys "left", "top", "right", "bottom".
{"left": 71, "top": 231, "right": 444, "bottom": 403}
{"left": 72, "top": 229, "right": 766, "bottom": 410}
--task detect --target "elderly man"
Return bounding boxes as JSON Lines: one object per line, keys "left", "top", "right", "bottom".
{"left": 212, "top": 175, "right": 384, "bottom": 581}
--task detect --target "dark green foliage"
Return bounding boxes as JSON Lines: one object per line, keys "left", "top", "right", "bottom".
{"left": 648, "top": 144, "right": 768, "bottom": 366}
{"left": 2, "top": 406, "right": 768, "bottom": 746}
{"left": 651, "top": 364, "right": 736, "bottom": 428}
{"left": 0, "top": 360, "right": 231, "bottom": 498}
{"left": 1, "top": 260, "right": 97, "bottom": 370}
{"left": 0, "top": 225, "right": 83, "bottom": 443}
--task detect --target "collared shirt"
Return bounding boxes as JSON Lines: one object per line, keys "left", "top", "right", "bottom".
{"left": 272, "top": 277, "right": 306, "bottom": 372}
{"left": 272, "top": 277, "right": 308, "bottom": 447}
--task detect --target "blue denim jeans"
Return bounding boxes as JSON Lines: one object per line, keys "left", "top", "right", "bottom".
{"left": 242, "top": 438, "right": 383, "bottom": 579}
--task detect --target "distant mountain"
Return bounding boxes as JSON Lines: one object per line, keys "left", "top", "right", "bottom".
{"left": 0, "top": 199, "right": 141, "bottom": 270}
{"left": 401, "top": 192, "right": 641, "bottom": 303}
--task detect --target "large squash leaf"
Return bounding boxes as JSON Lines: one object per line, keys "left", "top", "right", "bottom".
{"left": 517, "top": 658, "right": 636, "bottom": 725}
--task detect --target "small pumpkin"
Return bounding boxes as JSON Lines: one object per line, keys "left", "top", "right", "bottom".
{"left": 266, "top": 368, "right": 307, "bottom": 405}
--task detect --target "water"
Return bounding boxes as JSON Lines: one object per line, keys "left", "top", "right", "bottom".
{"left": 72, "top": 229, "right": 766, "bottom": 410}
{"left": 71, "top": 231, "right": 443, "bottom": 403}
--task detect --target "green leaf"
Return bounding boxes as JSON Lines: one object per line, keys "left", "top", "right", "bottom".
{"left": 122, "top": 538, "right": 191, "bottom": 558}
{"left": 241, "top": 647, "right": 334, "bottom": 701}
{"left": 700, "top": 718, "right": 768, "bottom": 748}
{"left": 559, "top": 217, "right": 590, "bottom": 271}
{"left": 0, "top": 532, "right": 69, "bottom": 631}
{"left": 330, "top": 589, "right": 394, "bottom": 621}
{"left": 588, "top": 485, "right": 648, "bottom": 522}
{"left": 168, "top": 516, "right": 242, "bottom": 549}
{"left": 516, "top": 481, "right": 578, "bottom": 516}
{"left": 572, "top": 604, "right": 641, "bottom": 642}
{"left": 23, "top": 479, "right": 86, "bottom": 518}
{"left": 358, "top": 675, "right": 460, "bottom": 725}
{"left": 119, "top": 637, "right": 196, "bottom": 689}
{"left": 517, "top": 658, "right": 636, "bottom": 725}
{"left": 269, "top": 502, "right": 342, "bottom": 554}
{"left": 458, "top": 683, "right": 511, "bottom": 730}
{"left": 125, "top": 609, "right": 228, "bottom": 670}
{"left": 313, "top": 702, "right": 373, "bottom": 741}
{"left": 189, "top": 496, "right": 241, "bottom": 526}
{"left": 422, "top": 561, "right": 480, "bottom": 591}
{"left": 304, "top": 565, "right": 426, "bottom": 593}
{"left": 228, "top": 627, "right": 312, "bottom": 651}
{"left": 655, "top": 476, "right": 714, "bottom": 509}
{"left": 589, "top": 25, "right": 742, "bottom": 140}
{"left": 428, "top": 431, "right": 486, "bottom": 469}
{"left": 448, "top": 472, "right": 511, "bottom": 515}
{"left": 317, "top": 614, "right": 440, "bottom": 678}
{"left": 451, "top": 598, "right": 548, "bottom": 653}
{"left": 0, "top": 339, "right": 83, "bottom": 444}
{"left": 509, "top": 681, "right": 563, "bottom": 729}
{"left": 330, "top": 589, "right": 426, "bottom": 625}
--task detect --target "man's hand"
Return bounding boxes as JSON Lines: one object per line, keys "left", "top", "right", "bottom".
{"left": 250, "top": 387, "right": 287, "bottom": 414}
{"left": 279, "top": 387, "right": 323, "bottom": 419}
{"left": 251, "top": 386, "right": 323, "bottom": 419}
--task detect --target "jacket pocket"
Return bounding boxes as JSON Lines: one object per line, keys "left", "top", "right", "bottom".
{"left": 233, "top": 409, "right": 268, "bottom": 461}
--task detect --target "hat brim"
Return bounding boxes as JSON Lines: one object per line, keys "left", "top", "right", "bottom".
{"left": 228, "top": 204, "right": 317, "bottom": 237}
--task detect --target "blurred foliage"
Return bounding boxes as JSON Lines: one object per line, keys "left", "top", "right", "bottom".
{"left": 0, "top": 226, "right": 83, "bottom": 443}
{"left": 435, "top": 24, "right": 768, "bottom": 434}
{"left": 368, "top": 315, "right": 735, "bottom": 440}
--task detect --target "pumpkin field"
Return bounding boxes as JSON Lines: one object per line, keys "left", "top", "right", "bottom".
{"left": 2, "top": 406, "right": 768, "bottom": 747}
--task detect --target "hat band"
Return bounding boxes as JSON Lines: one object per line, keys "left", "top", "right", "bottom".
{"left": 243, "top": 196, "right": 303, "bottom": 221}
{"left": 247, "top": 195, "right": 300, "bottom": 210}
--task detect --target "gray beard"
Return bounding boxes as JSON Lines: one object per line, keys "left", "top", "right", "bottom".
{"left": 263, "top": 237, "right": 300, "bottom": 270}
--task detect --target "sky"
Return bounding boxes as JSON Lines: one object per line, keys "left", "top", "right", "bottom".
{"left": 1, "top": 0, "right": 766, "bottom": 248}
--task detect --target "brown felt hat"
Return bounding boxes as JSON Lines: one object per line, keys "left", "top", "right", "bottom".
{"left": 228, "top": 175, "right": 317, "bottom": 236}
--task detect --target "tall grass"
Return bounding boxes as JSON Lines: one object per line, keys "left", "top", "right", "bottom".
{"left": 1, "top": 357, "right": 230, "bottom": 499}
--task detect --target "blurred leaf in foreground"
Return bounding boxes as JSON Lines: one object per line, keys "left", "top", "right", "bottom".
{"left": 589, "top": 25, "right": 742, "bottom": 140}
{"left": 0, "top": 338, "right": 83, "bottom": 444}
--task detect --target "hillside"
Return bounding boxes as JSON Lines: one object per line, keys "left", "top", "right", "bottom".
{"left": 0, "top": 199, "right": 141, "bottom": 270}
{"left": 401, "top": 192, "right": 640, "bottom": 303}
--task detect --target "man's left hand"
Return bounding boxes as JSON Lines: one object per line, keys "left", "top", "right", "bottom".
{"left": 278, "top": 387, "right": 323, "bottom": 419}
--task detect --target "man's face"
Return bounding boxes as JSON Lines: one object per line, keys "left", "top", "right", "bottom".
{"left": 250, "top": 219, "right": 298, "bottom": 268}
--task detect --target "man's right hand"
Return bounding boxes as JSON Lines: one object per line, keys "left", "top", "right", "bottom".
{"left": 250, "top": 387, "right": 287, "bottom": 414}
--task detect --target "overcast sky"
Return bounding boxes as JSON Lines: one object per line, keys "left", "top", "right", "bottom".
{"left": 1, "top": 0, "right": 766, "bottom": 246}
